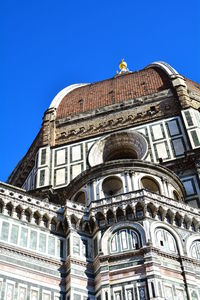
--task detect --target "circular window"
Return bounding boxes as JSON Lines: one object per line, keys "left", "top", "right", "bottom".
{"left": 88, "top": 131, "right": 148, "bottom": 167}
{"left": 102, "top": 176, "right": 123, "bottom": 196}
{"left": 141, "top": 177, "right": 160, "bottom": 194}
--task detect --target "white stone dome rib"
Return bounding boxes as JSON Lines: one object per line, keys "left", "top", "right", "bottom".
{"left": 146, "top": 61, "right": 179, "bottom": 76}
{"left": 49, "top": 83, "right": 89, "bottom": 109}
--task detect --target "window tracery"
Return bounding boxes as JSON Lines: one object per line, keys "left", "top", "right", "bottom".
{"left": 191, "top": 240, "right": 200, "bottom": 260}
{"left": 155, "top": 228, "right": 177, "bottom": 253}
{"left": 110, "top": 229, "right": 140, "bottom": 253}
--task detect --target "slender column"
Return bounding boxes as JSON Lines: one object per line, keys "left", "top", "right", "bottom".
{"left": 130, "top": 171, "right": 136, "bottom": 191}
{"left": 124, "top": 172, "right": 132, "bottom": 192}
{"left": 91, "top": 179, "right": 97, "bottom": 201}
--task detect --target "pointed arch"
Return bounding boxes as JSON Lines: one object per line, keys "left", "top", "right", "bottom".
{"left": 79, "top": 217, "right": 84, "bottom": 231}
{"left": 165, "top": 209, "right": 174, "bottom": 225}
{"left": 0, "top": 199, "right": 5, "bottom": 213}
{"left": 71, "top": 214, "right": 79, "bottom": 229}
{"left": 42, "top": 213, "right": 50, "bottom": 228}
{"left": 192, "top": 218, "right": 199, "bottom": 232}
{"left": 147, "top": 202, "right": 157, "bottom": 218}
{"left": 157, "top": 206, "right": 166, "bottom": 221}
{"left": 135, "top": 202, "right": 145, "bottom": 219}
{"left": 16, "top": 205, "right": 23, "bottom": 220}
{"left": 174, "top": 212, "right": 183, "bottom": 227}
{"left": 24, "top": 208, "right": 32, "bottom": 222}
{"left": 95, "top": 211, "right": 106, "bottom": 227}
{"left": 107, "top": 209, "right": 115, "bottom": 224}
{"left": 116, "top": 207, "right": 124, "bottom": 222}
{"left": 183, "top": 215, "right": 192, "bottom": 230}
{"left": 82, "top": 222, "right": 91, "bottom": 234}
{"left": 6, "top": 202, "right": 13, "bottom": 216}
{"left": 33, "top": 211, "right": 41, "bottom": 225}
{"left": 51, "top": 216, "right": 59, "bottom": 230}
{"left": 61, "top": 216, "right": 69, "bottom": 233}
{"left": 126, "top": 205, "right": 134, "bottom": 220}
{"left": 89, "top": 216, "right": 96, "bottom": 233}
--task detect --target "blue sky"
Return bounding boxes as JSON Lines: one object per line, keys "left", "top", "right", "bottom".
{"left": 0, "top": 0, "right": 200, "bottom": 182}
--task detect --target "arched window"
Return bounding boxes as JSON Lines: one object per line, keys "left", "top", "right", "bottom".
{"left": 34, "top": 212, "right": 40, "bottom": 225}
{"left": 191, "top": 240, "right": 200, "bottom": 260}
{"left": 25, "top": 210, "right": 31, "bottom": 222}
{"left": 141, "top": 177, "right": 160, "bottom": 194}
{"left": 74, "top": 191, "right": 86, "bottom": 205}
{"left": 43, "top": 215, "right": 49, "bottom": 228}
{"left": 110, "top": 229, "right": 140, "bottom": 253}
{"left": 16, "top": 206, "right": 22, "bottom": 219}
{"left": 173, "top": 190, "right": 180, "bottom": 201}
{"left": 102, "top": 176, "right": 123, "bottom": 197}
{"left": 6, "top": 203, "right": 13, "bottom": 216}
{"left": 155, "top": 228, "right": 177, "bottom": 253}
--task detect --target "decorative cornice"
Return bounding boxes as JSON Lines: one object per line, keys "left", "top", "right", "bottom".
{"left": 0, "top": 182, "right": 62, "bottom": 215}
{"left": 0, "top": 243, "right": 62, "bottom": 268}
{"left": 55, "top": 91, "right": 178, "bottom": 146}
{"left": 56, "top": 89, "right": 173, "bottom": 127}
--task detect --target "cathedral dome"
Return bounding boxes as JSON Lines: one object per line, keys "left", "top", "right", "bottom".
{"left": 49, "top": 61, "right": 200, "bottom": 121}
{"left": 7, "top": 61, "right": 200, "bottom": 191}
{"left": 53, "top": 66, "right": 171, "bottom": 120}
{"left": 2, "top": 58, "right": 200, "bottom": 300}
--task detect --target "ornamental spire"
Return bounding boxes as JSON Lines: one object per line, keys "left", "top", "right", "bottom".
{"left": 117, "top": 58, "right": 130, "bottom": 75}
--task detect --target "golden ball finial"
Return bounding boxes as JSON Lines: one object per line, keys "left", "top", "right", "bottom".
{"left": 119, "top": 58, "right": 127, "bottom": 70}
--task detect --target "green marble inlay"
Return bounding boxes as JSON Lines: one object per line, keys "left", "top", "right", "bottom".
{"left": 1, "top": 222, "right": 9, "bottom": 241}
{"left": 20, "top": 228, "right": 28, "bottom": 247}
{"left": 10, "top": 224, "right": 19, "bottom": 244}
{"left": 29, "top": 230, "right": 37, "bottom": 250}
{"left": 39, "top": 233, "right": 46, "bottom": 252}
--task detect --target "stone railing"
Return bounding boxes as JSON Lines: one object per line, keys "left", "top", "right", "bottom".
{"left": 0, "top": 181, "right": 62, "bottom": 213}
{"left": 88, "top": 189, "right": 200, "bottom": 218}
